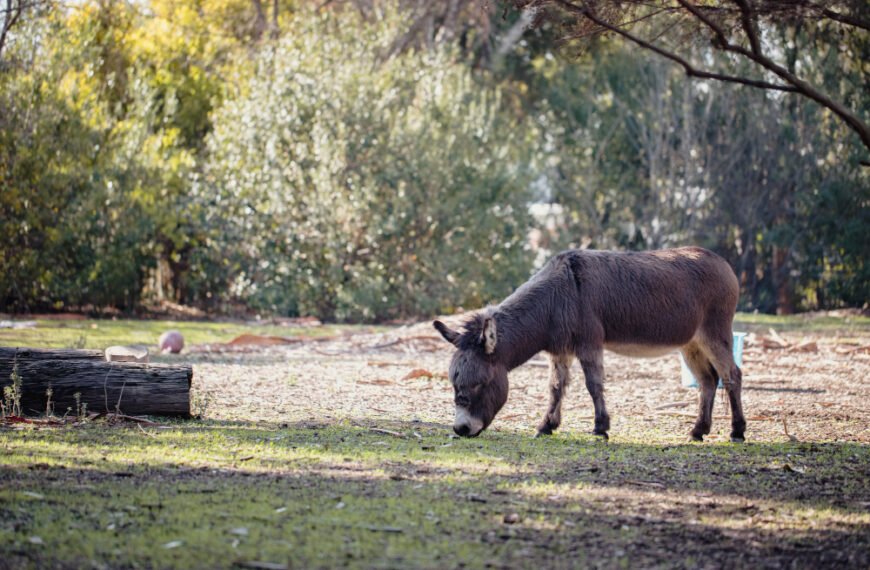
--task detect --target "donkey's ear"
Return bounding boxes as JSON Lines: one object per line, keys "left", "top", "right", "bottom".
{"left": 433, "top": 320, "right": 460, "bottom": 346}
{"left": 481, "top": 317, "right": 497, "bottom": 354}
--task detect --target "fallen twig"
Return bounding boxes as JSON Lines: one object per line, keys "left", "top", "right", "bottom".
{"left": 654, "top": 401, "right": 691, "bottom": 410}
{"left": 110, "top": 414, "right": 162, "bottom": 427}
{"left": 137, "top": 423, "right": 157, "bottom": 437}
{"left": 369, "top": 427, "right": 407, "bottom": 439}
{"left": 782, "top": 418, "right": 799, "bottom": 442}
{"left": 626, "top": 480, "right": 666, "bottom": 488}
{"left": 655, "top": 411, "right": 730, "bottom": 419}
{"left": 369, "top": 335, "right": 442, "bottom": 350}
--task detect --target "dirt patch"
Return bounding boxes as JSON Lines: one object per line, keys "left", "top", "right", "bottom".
{"left": 190, "top": 323, "right": 870, "bottom": 444}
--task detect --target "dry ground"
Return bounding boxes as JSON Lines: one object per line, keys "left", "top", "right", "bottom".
{"left": 190, "top": 319, "right": 870, "bottom": 445}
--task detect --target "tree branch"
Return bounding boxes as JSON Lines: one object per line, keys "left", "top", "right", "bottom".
{"left": 732, "top": 0, "right": 762, "bottom": 56}
{"left": 552, "top": 0, "right": 798, "bottom": 92}
{"left": 817, "top": 5, "right": 870, "bottom": 32}
{"left": 0, "top": 0, "right": 23, "bottom": 58}
{"left": 1, "top": 0, "right": 54, "bottom": 60}
{"left": 548, "top": 0, "right": 870, "bottom": 153}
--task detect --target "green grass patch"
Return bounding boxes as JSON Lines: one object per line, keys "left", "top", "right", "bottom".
{"left": 0, "top": 319, "right": 382, "bottom": 351}
{"left": 1, "top": 421, "right": 868, "bottom": 569}
{"left": 733, "top": 311, "right": 870, "bottom": 333}
{"left": 0, "top": 312, "right": 866, "bottom": 352}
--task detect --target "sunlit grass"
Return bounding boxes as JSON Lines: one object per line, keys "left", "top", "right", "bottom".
{"left": 0, "top": 319, "right": 384, "bottom": 350}
{"left": 1, "top": 421, "right": 868, "bottom": 569}
{"left": 733, "top": 311, "right": 870, "bottom": 333}
{"left": 1, "top": 312, "right": 866, "bottom": 352}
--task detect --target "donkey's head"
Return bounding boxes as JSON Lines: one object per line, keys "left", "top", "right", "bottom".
{"left": 433, "top": 314, "right": 508, "bottom": 437}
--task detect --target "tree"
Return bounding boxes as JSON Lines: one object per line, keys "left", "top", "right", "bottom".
{"left": 510, "top": 0, "right": 870, "bottom": 158}
{"left": 200, "top": 7, "right": 539, "bottom": 320}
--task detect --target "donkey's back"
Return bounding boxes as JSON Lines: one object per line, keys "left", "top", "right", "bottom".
{"left": 557, "top": 246, "right": 739, "bottom": 350}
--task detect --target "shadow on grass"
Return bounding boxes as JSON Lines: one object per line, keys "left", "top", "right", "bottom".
{"left": 1, "top": 420, "right": 868, "bottom": 569}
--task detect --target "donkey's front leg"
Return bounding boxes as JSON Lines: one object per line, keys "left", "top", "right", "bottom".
{"left": 579, "top": 350, "right": 610, "bottom": 440}
{"left": 536, "top": 353, "right": 574, "bottom": 437}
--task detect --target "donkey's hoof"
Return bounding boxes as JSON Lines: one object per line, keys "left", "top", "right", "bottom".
{"left": 535, "top": 429, "right": 553, "bottom": 438}
{"left": 690, "top": 433, "right": 704, "bottom": 442}
{"left": 592, "top": 430, "right": 609, "bottom": 441}
{"left": 730, "top": 435, "right": 746, "bottom": 443}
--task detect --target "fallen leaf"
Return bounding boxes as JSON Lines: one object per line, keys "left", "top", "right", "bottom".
{"left": 357, "top": 379, "right": 393, "bottom": 386}
{"left": 163, "top": 541, "right": 183, "bottom": 549}
{"left": 790, "top": 340, "right": 818, "bottom": 353}
{"left": 227, "top": 334, "right": 302, "bottom": 346}
{"left": 402, "top": 368, "right": 435, "bottom": 380}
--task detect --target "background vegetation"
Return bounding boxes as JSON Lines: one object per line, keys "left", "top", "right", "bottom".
{"left": 1, "top": 0, "right": 867, "bottom": 321}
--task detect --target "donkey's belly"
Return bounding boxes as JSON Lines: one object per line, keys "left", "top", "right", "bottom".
{"left": 604, "top": 343, "right": 682, "bottom": 358}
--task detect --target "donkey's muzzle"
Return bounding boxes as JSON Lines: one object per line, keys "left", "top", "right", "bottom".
{"left": 453, "top": 406, "right": 484, "bottom": 437}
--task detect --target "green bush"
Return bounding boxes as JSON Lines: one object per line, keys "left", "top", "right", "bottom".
{"left": 199, "top": 9, "right": 537, "bottom": 321}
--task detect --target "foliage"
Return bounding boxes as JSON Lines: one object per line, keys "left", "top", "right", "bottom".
{"left": 199, "top": 8, "right": 536, "bottom": 320}
{"left": 0, "top": 0, "right": 866, "bottom": 318}
{"left": 513, "top": 0, "right": 870, "bottom": 154}
{"left": 524, "top": 37, "right": 868, "bottom": 312}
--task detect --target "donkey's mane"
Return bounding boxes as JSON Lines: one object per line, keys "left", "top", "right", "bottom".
{"left": 456, "top": 312, "right": 487, "bottom": 352}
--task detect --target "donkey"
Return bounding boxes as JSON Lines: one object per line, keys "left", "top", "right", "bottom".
{"left": 433, "top": 247, "right": 745, "bottom": 442}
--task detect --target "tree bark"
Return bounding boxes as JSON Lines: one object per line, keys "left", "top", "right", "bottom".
{"left": 1, "top": 348, "right": 192, "bottom": 417}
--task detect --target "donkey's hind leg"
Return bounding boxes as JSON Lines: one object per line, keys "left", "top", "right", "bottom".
{"left": 681, "top": 342, "right": 718, "bottom": 442}
{"left": 536, "top": 353, "right": 574, "bottom": 436}
{"left": 579, "top": 350, "right": 609, "bottom": 440}
{"left": 701, "top": 331, "right": 746, "bottom": 443}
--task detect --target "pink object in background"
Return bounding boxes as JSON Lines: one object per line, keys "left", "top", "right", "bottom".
{"left": 158, "top": 330, "right": 185, "bottom": 354}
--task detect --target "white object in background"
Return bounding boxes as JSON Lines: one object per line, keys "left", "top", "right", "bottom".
{"left": 680, "top": 332, "right": 747, "bottom": 388}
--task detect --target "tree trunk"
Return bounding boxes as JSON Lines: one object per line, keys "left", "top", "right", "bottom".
{"left": 772, "top": 245, "right": 794, "bottom": 315}
{"left": 1, "top": 348, "right": 192, "bottom": 417}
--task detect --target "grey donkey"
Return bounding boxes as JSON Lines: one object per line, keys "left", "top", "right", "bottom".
{"left": 434, "top": 247, "right": 745, "bottom": 442}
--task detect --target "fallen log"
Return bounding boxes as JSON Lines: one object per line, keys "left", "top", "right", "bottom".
{"left": 0, "top": 347, "right": 104, "bottom": 364}
{"left": 0, "top": 347, "right": 192, "bottom": 417}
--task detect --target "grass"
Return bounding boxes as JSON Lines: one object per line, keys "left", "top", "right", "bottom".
{"left": 1, "top": 421, "right": 868, "bottom": 569}
{"left": 0, "top": 311, "right": 866, "bottom": 352}
{"left": 0, "top": 319, "right": 380, "bottom": 351}
{"left": 732, "top": 311, "right": 870, "bottom": 333}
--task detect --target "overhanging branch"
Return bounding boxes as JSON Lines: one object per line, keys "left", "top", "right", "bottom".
{"left": 552, "top": 0, "right": 798, "bottom": 92}
{"left": 546, "top": 0, "right": 870, "bottom": 153}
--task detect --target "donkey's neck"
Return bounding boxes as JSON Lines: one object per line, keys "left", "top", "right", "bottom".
{"left": 493, "top": 282, "right": 555, "bottom": 371}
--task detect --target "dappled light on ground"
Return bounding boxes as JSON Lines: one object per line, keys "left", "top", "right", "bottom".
{"left": 2, "top": 318, "right": 869, "bottom": 568}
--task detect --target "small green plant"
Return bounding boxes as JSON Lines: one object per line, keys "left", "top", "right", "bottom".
{"left": 45, "top": 385, "right": 54, "bottom": 418}
{"left": 3, "top": 361, "right": 23, "bottom": 418}
{"left": 71, "top": 335, "right": 88, "bottom": 349}
{"left": 73, "top": 392, "right": 88, "bottom": 421}
{"left": 190, "top": 389, "right": 214, "bottom": 419}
